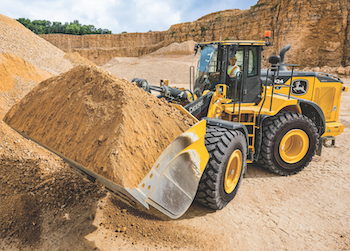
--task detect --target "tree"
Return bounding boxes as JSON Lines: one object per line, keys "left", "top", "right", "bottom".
{"left": 52, "top": 22, "right": 63, "bottom": 33}
{"left": 15, "top": 18, "right": 112, "bottom": 35}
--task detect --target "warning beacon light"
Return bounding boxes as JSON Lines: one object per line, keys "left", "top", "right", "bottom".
{"left": 264, "top": 30, "right": 272, "bottom": 46}
{"left": 264, "top": 30, "right": 271, "bottom": 39}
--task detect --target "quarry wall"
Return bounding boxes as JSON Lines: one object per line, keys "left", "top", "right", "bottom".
{"left": 40, "top": 0, "right": 349, "bottom": 67}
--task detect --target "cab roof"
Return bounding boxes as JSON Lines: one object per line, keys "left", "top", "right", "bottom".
{"left": 197, "top": 40, "right": 270, "bottom": 47}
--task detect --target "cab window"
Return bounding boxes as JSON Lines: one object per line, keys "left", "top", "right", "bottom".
{"left": 248, "top": 47, "right": 258, "bottom": 77}
{"left": 235, "top": 50, "right": 244, "bottom": 71}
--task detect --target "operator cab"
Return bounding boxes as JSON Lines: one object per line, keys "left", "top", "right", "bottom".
{"left": 194, "top": 41, "right": 266, "bottom": 104}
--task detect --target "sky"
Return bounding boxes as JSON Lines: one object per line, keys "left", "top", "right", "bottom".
{"left": 1, "top": 0, "right": 259, "bottom": 34}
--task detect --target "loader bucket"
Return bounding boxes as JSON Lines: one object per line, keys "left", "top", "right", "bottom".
{"left": 8, "top": 119, "right": 209, "bottom": 219}
{"left": 127, "top": 119, "right": 209, "bottom": 218}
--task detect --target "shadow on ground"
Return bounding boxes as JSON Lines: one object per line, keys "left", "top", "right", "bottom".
{"left": 0, "top": 158, "right": 106, "bottom": 251}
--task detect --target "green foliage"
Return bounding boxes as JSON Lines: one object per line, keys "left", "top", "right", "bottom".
{"left": 224, "top": 37, "right": 230, "bottom": 41}
{"left": 200, "top": 26, "right": 207, "bottom": 33}
{"left": 16, "top": 18, "right": 112, "bottom": 35}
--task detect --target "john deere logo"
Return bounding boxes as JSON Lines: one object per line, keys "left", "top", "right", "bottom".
{"left": 291, "top": 79, "right": 308, "bottom": 95}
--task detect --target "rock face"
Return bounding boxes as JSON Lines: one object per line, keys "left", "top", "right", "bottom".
{"left": 40, "top": 0, "right": 349, "bottom": 68}
{"left": 40, "top": 32, "right": 166, "bottom": 66}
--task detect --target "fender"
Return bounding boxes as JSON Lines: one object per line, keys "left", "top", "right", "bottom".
{"left": 274, "top": 93, "right": 326, "bottom": 136}
{"left": 203, "top": 117, "right": 249, "bottom": 155}
{"left": 254, "top": 95, "right": 326, "bottom": 162}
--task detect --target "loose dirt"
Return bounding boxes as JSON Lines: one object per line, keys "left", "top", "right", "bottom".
{"left": 0, "top": 53, "right": 53, "bottom": 93}
{"left": 0, "top": 14, "right": 73, "bottom": 76}
{"left": 4, "top": 65, "right": 195, "bottom": 188}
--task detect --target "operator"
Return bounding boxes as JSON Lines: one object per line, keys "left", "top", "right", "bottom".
{"left": 227, "top": 56, "right": 240, "bottom": 78}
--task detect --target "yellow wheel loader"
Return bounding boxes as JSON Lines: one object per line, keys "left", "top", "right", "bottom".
{"left": 186, "top": 40, "right": 347, "bottom": 176}
{"left": 5, "top": 39, "right": 347, "bottom": 220}
{"left": 133, "top": 39, "right": 347, "bottom": 210}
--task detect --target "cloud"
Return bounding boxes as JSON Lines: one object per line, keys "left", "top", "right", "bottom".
{"left": 102, "top": 0, "right": 182, "bottom": 33}
{"left": 0, "top": 0, "right": 258, "bottom": 33}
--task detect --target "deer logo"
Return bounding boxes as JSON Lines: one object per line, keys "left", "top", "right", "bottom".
{"left": 291, "top": 80, "right": 308, "bottom": 95}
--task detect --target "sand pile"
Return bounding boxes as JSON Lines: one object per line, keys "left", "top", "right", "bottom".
{"left": 0, "top": 14, "right": 73, "bottom": 76}
{"left": 4, "top": 65, "right": 195, "bottom": 188}
{"left": 64, "top": 52, "right": 96, "bottom": 67}
{"left": 0, "top": 53, "right": 53, "bottom": 93}
{"left": 149, "top": 41, "right": 197, "bottom": 56}
{"left": 0, "top": 14, "right": 97, "bottom": 119}
{"left": 102, "top": 40, "right": 198, "bottom": 85}
{"left": 103, "top": 54, "right": 198, "bottom": 85}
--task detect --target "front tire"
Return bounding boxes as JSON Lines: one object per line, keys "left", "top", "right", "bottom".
{"left": 195, "top": 125, "right": 247, "bottom": 210}
{"left": 258, "top": 112, "right": 319, "bottom": 175}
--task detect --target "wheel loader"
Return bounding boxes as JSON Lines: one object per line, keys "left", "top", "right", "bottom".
{"left": 132, "top": 39, "right": 347, "bottom": 211}
{"left": 5, "top": 38, "right": 347, "bottom": 220}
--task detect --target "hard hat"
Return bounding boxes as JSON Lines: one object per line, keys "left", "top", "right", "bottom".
{"left": 231, "top": 56, "right": 237, "bottom": 60}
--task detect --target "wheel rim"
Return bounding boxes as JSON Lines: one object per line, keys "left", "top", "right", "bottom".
{"left": 279, "top": 129, "right": 309, "bottom": 164}
{"left": 224, "top": 149, "right": 243, "bottom": 194}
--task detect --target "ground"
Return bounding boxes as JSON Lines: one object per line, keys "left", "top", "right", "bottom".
{"left": 0, "top": 72, "right": 349, "bottom": 250}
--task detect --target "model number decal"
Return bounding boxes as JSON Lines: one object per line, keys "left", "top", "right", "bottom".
{"left": 274, "top": 78, "right": 284, "bottom": 84}
{"left": 188, "top": 100, "right": 204, "bottom": 113}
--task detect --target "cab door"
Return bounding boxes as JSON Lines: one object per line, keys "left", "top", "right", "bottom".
{"left": 242, "top": 46, "right": 261, "bottom": 104}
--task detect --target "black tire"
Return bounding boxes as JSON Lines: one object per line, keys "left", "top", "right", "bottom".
{"left": 195, "top": 125, "right": 247, "bottom": 210}
{"left": 258, "top": 111, "right": 319, "bottom": 175}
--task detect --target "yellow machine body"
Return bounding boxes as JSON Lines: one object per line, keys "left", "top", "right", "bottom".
{"left": 273, "top": 75, "right": 347, "bottom": 137}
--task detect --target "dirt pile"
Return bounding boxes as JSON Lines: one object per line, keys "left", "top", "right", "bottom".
{"left": 0, "top": 14, "right": 73, "bottom": 76}
{"left": 149, "top": 40, "right": 196, "bottom": 56}
{"left": 4, "top": 65, "right": 195, "bottom": 188}
{"left": 0, "top": 15, "right": 96, "bottom": 118}
{"left": 101, "top": 40, "right": 199, "bottom": 86}
{"left": 0, "top": 15, "right": 83, "bottom": 119}
{"left": 64, "top": 52, "right": 96, "bottom": 67}
{"left": 0, "top": 53, "right": 53, "bottom": 93}
{"left": 103, "top": 54, "right": 198, "bottom": 85}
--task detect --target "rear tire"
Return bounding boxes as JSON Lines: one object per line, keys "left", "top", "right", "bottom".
{"left": 195, "top": 125, "right": 247, "bottom": 210}
{"left": 258, "top": 111, "right": 319, "bottom": 175}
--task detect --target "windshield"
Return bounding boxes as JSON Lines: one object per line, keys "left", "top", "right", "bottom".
{"left": 194, "top": 44, "right": 220, "bottom": 93}
{"left": 197, "top": 45, "right": 218, "bottom": 74}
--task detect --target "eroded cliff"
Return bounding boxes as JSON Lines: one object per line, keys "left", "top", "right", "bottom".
{"left": 40, "top": 0, "right": 350, "bottom": 68}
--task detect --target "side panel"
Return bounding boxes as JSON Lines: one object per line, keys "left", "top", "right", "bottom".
{"left": 273, "top": 75, "right": 343, "bottom": 123}
{"left": 273, "top": 76, "right": 315, "bottom": 103}
{"left": 313, "top": 81, "right": 342, "bottom": 122}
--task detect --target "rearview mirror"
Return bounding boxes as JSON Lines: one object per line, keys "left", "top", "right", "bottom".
{"left": 269, "top": 55, "right": 281, "bottom": 66}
